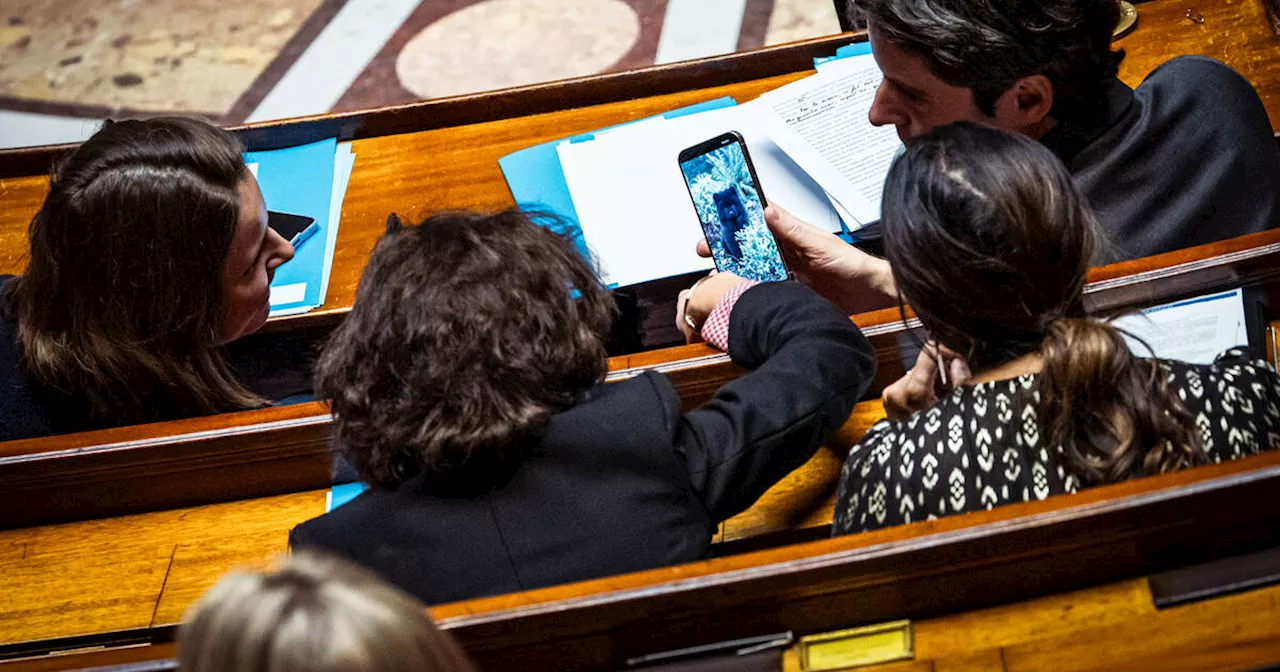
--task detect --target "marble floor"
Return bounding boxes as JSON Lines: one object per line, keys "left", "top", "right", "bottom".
{"left": 0, "top": 0, "right": 842, "bottom": 148}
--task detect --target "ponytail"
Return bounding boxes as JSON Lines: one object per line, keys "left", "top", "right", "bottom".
{"left": 1037, "top": 318, "right": 1207, "bottom": 485}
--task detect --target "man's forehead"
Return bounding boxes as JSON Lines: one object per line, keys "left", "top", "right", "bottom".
{"left": 869, "top": 29, "right": 933, "bottom": 77}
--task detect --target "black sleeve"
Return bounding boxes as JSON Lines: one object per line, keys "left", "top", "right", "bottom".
{"left": 288, "top": 524, "right": 311, "bottom": 551}
{"left": 666, "top": 281, "right": 876, "bottom": 522}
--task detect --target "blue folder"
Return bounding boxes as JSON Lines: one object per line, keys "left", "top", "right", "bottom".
{"left": 813, "top": 40, "right": 873, "bottom": 68}
{"left": 326, "top": 481, "right": 368, "bottom": 512}
{"left": 245, "top": 138, "right": 337, "bottom": 315}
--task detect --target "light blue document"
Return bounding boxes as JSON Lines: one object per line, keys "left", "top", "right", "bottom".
{"left": 813, "top": 40, "right": 873, "bottom": 68}
{"left": 245, "top": 138, "right": 337, "bottom": 315}
{"left": 326, "top": 481, "right": 369, "bottom": 512}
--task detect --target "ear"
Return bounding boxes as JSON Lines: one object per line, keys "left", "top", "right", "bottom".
{"left": 991, "top": 74, "right": 1055, "bottom": 138}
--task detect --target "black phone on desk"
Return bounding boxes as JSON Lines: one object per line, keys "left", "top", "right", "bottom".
{"left": 678, "top": 132, "right": 789, "bottom": 283}
{"left": 268, "top": 210, "right": 319, "bottom": 248}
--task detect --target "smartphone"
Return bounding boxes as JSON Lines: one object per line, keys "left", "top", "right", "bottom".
{"left": 678, "top": 132, "right": 788, "bottom": 283}
{"left": 268, "top": 210, "right": 320, "bottom": 250}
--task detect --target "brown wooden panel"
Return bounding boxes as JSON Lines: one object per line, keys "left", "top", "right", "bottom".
{"left": 6, "top": 451, "right": 1280, "bottom": 670}
{"left": 1116, "top": 0, "right": 1280, "bottom": 129}
{"left": 0, "top": 403, "right": 334, "bottom": 529}
{"left": 0, "top": 490, "right": 322, "bottom": 649}
{"left": 421, "top": 450, "right": 1280, "bottom": 671}
{"left": 0, "top": 544, "right": 172, "bottom": 645}
{"left": 4, "top": 226, "right": 1280, "bottom": 532}
{"left": 1000, "top": 583, "right": 1280, "bottom": 672}
{"left": 931, "top": 651, "right": 1005, "bottom": 672}
{"left": 150, "top": 529, "right": 291, "bottom": 626}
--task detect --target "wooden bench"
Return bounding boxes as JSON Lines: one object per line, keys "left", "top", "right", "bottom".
{"left": 3, "top": 449, "right": 1278, "bottom": 670}
{"left": 8, "top": 575, "right": 1280, "bottom": 670}
{"left": 0, "top": 0, "right": 1277, "bottom": 531}
{"left": 4, "top": 226, "right": 1280, "bottom": 531}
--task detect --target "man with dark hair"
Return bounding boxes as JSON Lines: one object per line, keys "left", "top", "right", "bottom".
{"left": 854, "top": 0, "right": 1279, "bottom": 261}
{"left": 739, "top": 0, "right": 1280, "bottom": 320}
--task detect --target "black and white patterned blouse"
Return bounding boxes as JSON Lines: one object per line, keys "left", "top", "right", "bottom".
{"left": 833, "top": 348, "right": 1280, "bottom": 535}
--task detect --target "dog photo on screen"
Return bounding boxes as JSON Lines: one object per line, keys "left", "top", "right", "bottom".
{"left": 680, "top": 143, "right": 787, "bottom": 282}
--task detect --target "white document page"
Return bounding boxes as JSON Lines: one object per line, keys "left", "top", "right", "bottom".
{"left": 558, "top": 128, "right": 712, "bottom": 288}
{"left": 756, "top": 54, "right": 901, "bottom": 224}
{"left": 557, "top": 104, "right": 843, "bottom": 287}
{"left": 590, "top": 103, "right": 848, "bottom": 233}
{"left": 1112, "top": 288, "right": 1248, "bottom": 365}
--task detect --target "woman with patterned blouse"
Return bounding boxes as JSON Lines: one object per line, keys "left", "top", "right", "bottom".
{"left": 831, "top": 122, "right": 1280, "bottom": 535}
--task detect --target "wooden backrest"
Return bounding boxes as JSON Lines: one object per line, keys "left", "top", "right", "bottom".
{"left": 435, "top": 450, "right": 1280, "bottom": 670}
{"left": 3, "top": 227, "right": 1279, "bottom": 530}
{"left": 7, "top": 449, "right": 1279, "bottom": 671}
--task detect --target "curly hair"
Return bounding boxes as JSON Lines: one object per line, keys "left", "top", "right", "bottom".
{"left": 856, "top": 0, "right": 1125, "bottom": 125}
{"left": 315, "top": 210, "right": 617, "bottom": 493}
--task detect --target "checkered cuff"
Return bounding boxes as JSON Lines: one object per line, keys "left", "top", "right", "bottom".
{"left": 700, "top": 281, "right": 758, "bottom": 351}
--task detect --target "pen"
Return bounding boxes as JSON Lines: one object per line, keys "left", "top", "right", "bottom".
{"left": 936, "top": 349, "right": 948, "bottom": 388}
{"left": 290, "top": 221, "right": 321, "bottom": 251}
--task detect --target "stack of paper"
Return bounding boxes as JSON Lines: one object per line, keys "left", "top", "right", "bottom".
{"left": 756, "top": 51, "right": 902, "bottom": 228}
{"left": 1113, "top": 288, "right": 1251, "bottom": 364}
{"left": 500, "top": 43, "right": 899, "bottom": 289}
{"left": 246, "top": 138, "right": 357, "bottom": 317}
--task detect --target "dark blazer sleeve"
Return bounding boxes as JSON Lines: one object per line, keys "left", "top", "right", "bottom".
{"left": 664, "top": 281, "right": 875, "bottom": 522}
{"left": 289, "top": 524, "right": 312, "bottom": 550}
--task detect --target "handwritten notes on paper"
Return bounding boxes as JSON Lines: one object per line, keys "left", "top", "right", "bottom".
{"left": 758, "top": 55, "right": 901, "bottom": 226}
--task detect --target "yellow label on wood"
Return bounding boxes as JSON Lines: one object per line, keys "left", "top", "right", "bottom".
{"left": 799, "top": 620, "right": 913, "bottom": 671}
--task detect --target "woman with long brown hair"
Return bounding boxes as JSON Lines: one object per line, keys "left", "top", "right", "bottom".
{"left": 0, "top": 117, "right": 294, "bottom": 440}
{"left": 832, "top": 122, "right": 1280, "bottom": 534}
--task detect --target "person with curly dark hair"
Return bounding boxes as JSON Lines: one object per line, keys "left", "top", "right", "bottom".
{"left": 290, "top": 210, "right": 876, "bottom": 604}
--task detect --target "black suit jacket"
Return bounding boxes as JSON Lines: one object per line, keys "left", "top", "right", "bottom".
{"left": 291, "top": 282, "right": 875, "bottom": 604}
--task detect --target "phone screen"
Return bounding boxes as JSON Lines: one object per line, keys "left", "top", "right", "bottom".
{"left": 268, "top": 211, "right": 316, "bottom": 244}
{"left": 679, "top": 133, "right": 788, "bottom": 283}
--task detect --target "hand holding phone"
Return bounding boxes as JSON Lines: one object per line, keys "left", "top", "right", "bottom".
{"left": 678, "top": 132, "right": 788, "bottom": 283}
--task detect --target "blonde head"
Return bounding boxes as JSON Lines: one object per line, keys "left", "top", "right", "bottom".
{"left": 179, "top": 552, "right": 475, "bottom": 672}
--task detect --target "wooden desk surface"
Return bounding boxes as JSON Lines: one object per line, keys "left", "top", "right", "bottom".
{"left": 4, "top": 446, "right": 1280, "bottom": 669}
{"left": 0, "top": 397, "right": 881, "bottom": 647}
{"left": 800, "top": 577, "right": 1280, "bottom": 672}
{"left": 7, "top": 576, "right": 1280, "bottom": 670}
{"left": 0, "top": 0, "right": 1276, "bottom": 326}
